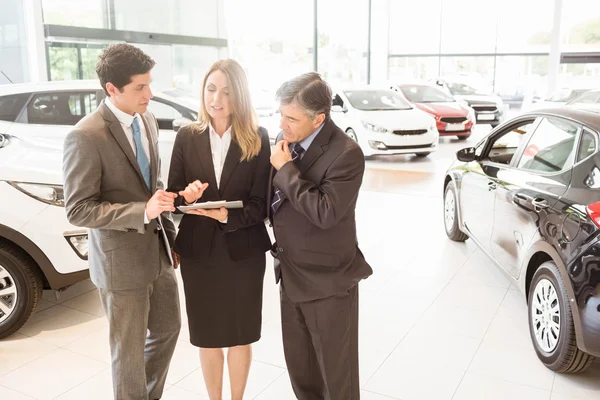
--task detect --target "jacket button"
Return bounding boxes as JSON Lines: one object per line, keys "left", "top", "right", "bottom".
{"left": 278, "top": 247, "right": 284, "bottom": 252}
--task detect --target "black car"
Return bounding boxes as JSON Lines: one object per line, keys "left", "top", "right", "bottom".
{"left": 443, "top": 105, "right": 600, "bottom": 373}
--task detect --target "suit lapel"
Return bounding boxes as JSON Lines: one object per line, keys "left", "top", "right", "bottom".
{"left": 218, "top": 140, "right": 241, "bottom": 195}
{"left": 101, "top": 102, "right": 150, "bottom": 194}
{"left": 296, "top": 119, "right": 333, "bottom": 173}
{"left": 192, "top": 128, "right": 219, "bottom": 194}
{"left": 140, "top": 114, "right": 158, "bottom": 193}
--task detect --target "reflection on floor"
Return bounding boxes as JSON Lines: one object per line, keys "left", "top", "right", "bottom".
{"left": 1, "top": 125, "right": 599, "bottom": 399}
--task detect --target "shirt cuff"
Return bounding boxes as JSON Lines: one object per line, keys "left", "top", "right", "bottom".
{"left": 144, "top": 210, "right": 150, "bottom": 224}
{"left": 220, "top": 218, "right": 228, "bottom": 224}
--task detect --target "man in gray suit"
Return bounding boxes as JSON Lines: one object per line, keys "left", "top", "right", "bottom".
{"left": 63, "top": 43, "right": 181, "bottom": 400}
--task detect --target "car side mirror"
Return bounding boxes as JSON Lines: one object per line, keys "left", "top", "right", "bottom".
{"left": 456, "top": 147, "right": 477, "bottom": 162}
{"left": 172, "top": 117, "right": 193, "bottom": 132}
{"left": 331, "top": 105, "right": 347, "bottom": 113}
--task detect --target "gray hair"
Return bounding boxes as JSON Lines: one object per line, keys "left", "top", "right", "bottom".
{"left": 276, "top": 72, "right": 332, "bottom": 119}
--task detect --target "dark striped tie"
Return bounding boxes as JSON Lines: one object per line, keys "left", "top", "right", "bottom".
{"left": 271, "top": 143, "right": 305, "bottom": 214}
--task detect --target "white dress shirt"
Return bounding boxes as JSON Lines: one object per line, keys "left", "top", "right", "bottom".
{"left": 209, "top": 123, "right": 232, "bottom": 224}
{"left": 105, "top": 98, "right": 152, "bottom": 224}
{"left": 209, "top": 123, "right": 232, "bottom": 188}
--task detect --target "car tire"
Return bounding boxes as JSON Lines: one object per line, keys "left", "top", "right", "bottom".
{"left": 444, "top": 181, "right": 468, "bottom": 242}
{"left": 528, "top": 261, "right": 595, "bottom": 373}
{"left": 457, "top": 135, "right": 470, "bottom": 140}
{"left": 0, "top": 242, "right": 43, "bottom": 339}
{"left": 346, "top": 128, "right": 358, "bottom": 142}
{"left": 415, "top": 152, "right": 430, "bottom": 157}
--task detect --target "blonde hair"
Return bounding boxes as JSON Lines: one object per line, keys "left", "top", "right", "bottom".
{"left": 194, "top": 59, "right": 260, "bottom": 161}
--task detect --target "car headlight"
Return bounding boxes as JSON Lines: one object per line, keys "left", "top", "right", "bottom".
{"left": 8, "top": 182, "right": 65, "bottom": 207}
{"left": 362, "top": 121, "right": 389, "bottom": 133}
{"left": 467, "top": 107, "right": 476, "bottom": 122}
{"left": 0, "top": 134, "right": 12, "bottom": 149}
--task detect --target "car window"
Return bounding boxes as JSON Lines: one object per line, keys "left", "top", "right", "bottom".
{"left": 485, "top": 122, "right": 533, "bottom": 165}
{"left": 569, "top": 92, "right": 600, "bottom": 105}
{"left": 332, "top": 94, "right": 344, "bottom": 108}
{"left": 148, "top": 99, "right": 185, "bottom": 130}
{"left": 343, "top": 90, "right": 412, "bottom": 111}
{"left": 27, "top": 91, "right": 98, "bottom": 125}
{"left": 517, "top": 118, "right": 579, "bottom": 173}
{"left": 578, "top": 129, "right": 597, "bottom": 162}
{"left": 400, "top": 85, "right": 454, "bottom": 103}
{"left": 0, "top": 93, "right": 29, "bottom": 122}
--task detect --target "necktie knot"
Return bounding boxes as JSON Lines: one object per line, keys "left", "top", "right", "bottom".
{"left": 291, "top": 143, "right": 305, "bottom": 161}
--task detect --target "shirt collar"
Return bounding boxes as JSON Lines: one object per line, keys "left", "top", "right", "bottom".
{"left": 299, "top": 123, "right": 324, "bottom": 151}
{"left": 105, "top": 98, "right": 139, "bottom": 128}
{"left": 209, "top": 122, "right": 232, "bottom": 139}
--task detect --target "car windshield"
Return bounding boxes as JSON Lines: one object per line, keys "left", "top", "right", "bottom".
{"left": 400, "top": 85, "right": 455, "bottom": 103}
{"left": 546, "top": 88, "right": 590, "bottom": 102}
{"left": 446, "top": 83, "right": 484, "bottom": 96}
{"left": 343, "top": 90, "right": 412, "bottom": 111}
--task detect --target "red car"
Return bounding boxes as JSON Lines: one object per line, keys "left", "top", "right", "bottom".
{"left": 392, "top": 83, "right": 476, "bottom": 140}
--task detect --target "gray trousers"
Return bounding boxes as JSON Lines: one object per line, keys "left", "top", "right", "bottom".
{"left": 281, "top": 284, "right": 360, "bottom": 400}
{"left": 99, "top": 256, "right": 181, "bottom": 400}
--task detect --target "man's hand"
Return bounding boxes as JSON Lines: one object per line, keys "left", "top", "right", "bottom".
{"left": 179, "top": 180, "right": 209, "bottom": 204}
{"left": 270, "top": 140, "right": 293, "bottom": 171}
{"left": 188, "top": 207, "right": 228, "bottom": 222}
{"left": 171, "top": 248, "right": 180, "bottom": 269}
{"left": 145, "top": 190, "right": 177, "bottom": 220}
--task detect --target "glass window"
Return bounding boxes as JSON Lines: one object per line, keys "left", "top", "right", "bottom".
{"left": 388, "top": 56, "right": 440, "bottom": 82}
{"left": 562, "top": 0, "right": 600, "bottom": 51}
{"left": 388, "top": 0, "right": 442, "bottom": 55}
{"left": 495, "top": 56, "right": 549, "bottom": 111}
{"left": 48, "top": 47, "right": 79, "bottom": 81}
{"left": 399, "top": 84, "right": 454, "bottom": 103}
{"left": 27, "top": 92, "right": 98, "bottom": 125}
{"left": 487, "top": 121, "right": 533, "bottom": 165}
{"left": 41, "top": 0, "right": 105, "bottom": 28}
{"left": 342, "top": 90, "right": 412, "bottom": 111}
{"left": 317, "top": 0, "right": 369, "bottom": 86}
{"left": 517, "top": 118, "right": 579, "bottom": 173}
{"left": 439, "top": 0, "right": 497, "bottom": 54}
{"left": 439, "top": 57, "right": 496, "bottom": 94}
{"left": 496, "top": 0, "right": 553, "bottom": 53}
{"left": 578, "top": 129, "right": 597, "bottom": 161}
{"left": 0, "top": 94, "right": 29, "bottom": 122}
{"left": 568, "top": 91, "right": 600, "bottom": 105}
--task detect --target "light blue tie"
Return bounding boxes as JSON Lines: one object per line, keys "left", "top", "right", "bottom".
{"left": 131, "top": 117, "right": 151, "bottom": 190}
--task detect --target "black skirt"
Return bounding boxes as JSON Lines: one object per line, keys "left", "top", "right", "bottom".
{"left": 180, "top": 233, "right": 266, "bottom": 348}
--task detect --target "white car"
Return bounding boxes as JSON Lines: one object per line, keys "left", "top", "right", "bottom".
{"left": 330, "top": 87, "right": 439, "bottom": 157}
{"left": 0, "top": 80, "right": 200, "bottom": 184}
{"left": 0, "top": 133, "right": 89, "bottom": 338}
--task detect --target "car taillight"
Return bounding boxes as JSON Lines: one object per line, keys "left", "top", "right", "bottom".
{"left": 585, "top": 202, "right": 600, "bottom": 227}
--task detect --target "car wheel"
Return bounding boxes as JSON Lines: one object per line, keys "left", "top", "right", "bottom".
{"left": 415, "top": 152, "right": 430, "bottom": 157}
{"left": 346, "top": 128, "right": 358, "bottom": 142}
{"left": 457, "top": 135, "right": 470, "bottom": 140}
{"left": 528, "top": 261, "right": 595, "bottom": 373}
{"left": 0, "top": 243, "right": 43, "bottom": 339}
{"left": 444, "top": 181, "right": 468, "bottom": 242}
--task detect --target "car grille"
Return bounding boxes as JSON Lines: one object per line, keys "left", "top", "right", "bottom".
{"left": 473, "top": 105, "right": 497, "bottom": 112}
{"left": 440, "top": 117, "right": 467, "bottom": 124}
{"left": 393, "top": 129, "right": 428, "bottom": 135}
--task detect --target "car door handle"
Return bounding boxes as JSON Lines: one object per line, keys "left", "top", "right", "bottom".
{"left": 488, "top": 182, "right": 497, "bottom": 191}
{"left": 531, "top": 198, "right": 549, "bottom": 212}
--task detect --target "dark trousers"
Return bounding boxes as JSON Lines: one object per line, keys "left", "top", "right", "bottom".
{"left": 280, "top": 284, "right": 360, "bottom": 400}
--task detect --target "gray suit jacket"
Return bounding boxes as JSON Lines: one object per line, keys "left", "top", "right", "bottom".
{"left": 63, "top": 100, "right": 177, "bottom": 290}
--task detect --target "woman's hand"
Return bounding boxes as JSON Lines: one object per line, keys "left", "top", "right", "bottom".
{"left": 187, "top": 207, "right": 228, "bottom": 222}
{"left": 179, "top": 180, "right": 209, "bottom": 204}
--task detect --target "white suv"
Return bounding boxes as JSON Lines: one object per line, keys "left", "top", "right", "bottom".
{"left": 0, "top": 80, "right": 201, "bottom": 338}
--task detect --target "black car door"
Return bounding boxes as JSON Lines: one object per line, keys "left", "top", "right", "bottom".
{"left": 459, "top": 118, "right": 535, "bottom": 253}
{"left": 491, "top": 117, "right": 580, "bottom": 279}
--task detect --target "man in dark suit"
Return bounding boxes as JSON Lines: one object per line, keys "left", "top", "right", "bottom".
{"left": 268, "top": 72, "right": 373, "bottom": 400}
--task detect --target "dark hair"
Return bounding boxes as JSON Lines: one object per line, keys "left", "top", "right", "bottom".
{"left": 276, "top": 72, "right": 332, "bottom": 119}
{"left": 96, "top": 43, "right": 155, "bottom": 96}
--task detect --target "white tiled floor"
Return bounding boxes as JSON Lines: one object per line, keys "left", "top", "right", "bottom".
{"left": 1, "top": 127, "right": 599, "bottom": 399}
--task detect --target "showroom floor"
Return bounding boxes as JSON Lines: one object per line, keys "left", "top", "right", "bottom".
{"left": 1, "top": 124, "right": 599, "bottom": 400}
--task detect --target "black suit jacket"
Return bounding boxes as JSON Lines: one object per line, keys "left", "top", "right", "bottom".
{"left": 268, "top": 118, "right": 373, "bottom": 303}
{"left": 168, "top": 125, "right": 272, "bottom": 261}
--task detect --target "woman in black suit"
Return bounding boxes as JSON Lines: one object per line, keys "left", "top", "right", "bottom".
{"left": 167, "top": 59, "right": 271, "bottom": 400}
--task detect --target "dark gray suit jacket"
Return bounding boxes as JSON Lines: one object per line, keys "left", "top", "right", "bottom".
{"left": 63, "top": 100, "right": 177, "bottom": 290}
{"left": 268, "top": 117, "right": 373, "bottom": 303}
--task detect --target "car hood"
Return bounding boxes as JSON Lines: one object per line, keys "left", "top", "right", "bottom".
{"left": 413, "top": 102, "right": 468, "bottom": 117}
{"left": 0, "top": 137, "right": 63, "bottom": 185}
{"left": 454, "top": 94, "right": 502, "bottom": 105}
{"left": 356, "top": 108, "right": 434, "bottom": 130}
